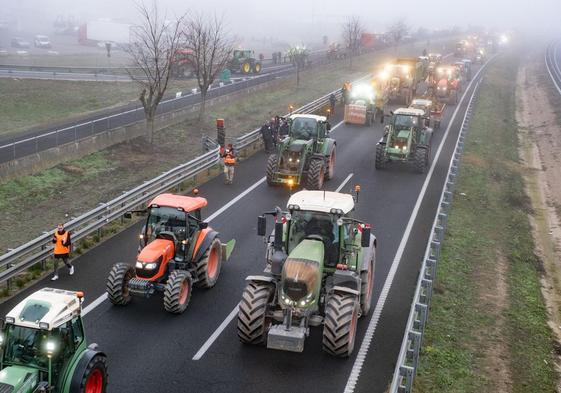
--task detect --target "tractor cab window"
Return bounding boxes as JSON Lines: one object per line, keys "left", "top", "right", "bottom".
{"left": 71, "top": 318, "right": 84, "bottom": 349}
{"left": 288, "top": 211, "right": 339, "bottom": 265}
{"left": 290, "top": 118, "right": 318, "bottom": 140}
{"left": 146, "top": 206, "right": 188, "bottom": 245}
{"left": 3, "top": 324, "right": 48, "bottom": 370}
{"left": 394, "top": 115, "right": 418, "bottom": 131}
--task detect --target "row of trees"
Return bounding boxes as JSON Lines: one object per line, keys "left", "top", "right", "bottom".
{"left": 128, "top": 1, "right": 410, "bottom": 144}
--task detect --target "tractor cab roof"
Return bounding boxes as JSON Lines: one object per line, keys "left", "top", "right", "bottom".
{"left": 148, "top": 193, "right": 207, "bottom": 212}
{"left": 287, "top": 190, "right": 354, "bottom": 214}
{"left": 289, "top": 114, "right": 327, "bottom": 122}
{"left": 410, "top": 99, "right": 433, "bottom": 108}
{"left": 5, "top": 288, "right": 83, "bottom": 331}
{"left": 394, "top": 108, "right": 425, "bottom": 117}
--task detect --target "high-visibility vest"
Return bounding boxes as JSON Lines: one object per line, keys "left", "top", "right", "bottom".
{"left": 54, "top": 231, "right": 70, "bottom": 255}
{"left": 224, "top": 152, "right": 236, "bottom": 166}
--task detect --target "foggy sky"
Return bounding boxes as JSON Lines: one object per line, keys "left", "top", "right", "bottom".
{"left": 2, "top": 0, "right": 560, "bottom": 43}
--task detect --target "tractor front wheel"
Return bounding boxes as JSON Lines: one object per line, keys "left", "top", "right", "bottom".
{"left": 196, "top": 238, "right": 222, "bottom": 288}
{"left": 375, "top": 144, "right": 386, "bottom": 169}
{"left": 266, "top": 154, "right": 279, "bottom": 186}
{"left": 254, "top": 62, "right": 262, "bottom": 73}
{"left": 237, "top": 281, "right": 274, "bottom": 345}
{"left": 325, "top": 148, "right": 336, "bottom": 180}
{"left": 414, "top": 147, "right": 429, "bottom": 174}
{"left": 77, "top": 355, "right": 108, "bottom": 393}
{"left": 242, "top": 62, "right": 251, "bottom": 74}
{"left": 322, "top": 292, "right": 359, "bottom": 357}
{"left": 360, "top": 258, "right": 374, "bottom": 316}
{"left": 306, "top": 159, "right": 325, "bottom": 190}
{"left": 106, "top": 263, "right": 135, "bottom": 306}
{"left": 164, "top": 270, "right": 193, "bottom": 314}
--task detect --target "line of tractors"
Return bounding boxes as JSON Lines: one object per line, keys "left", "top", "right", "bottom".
{"left": 0, "top": 39, "right": 485, "bottom": 393}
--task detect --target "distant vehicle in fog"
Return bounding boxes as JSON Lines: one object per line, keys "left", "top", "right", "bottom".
{"left": 11, "top": 37, "right": 30, "bottom": 48}
{"left": 34, "top": 35, "right": 52, "bottom": 48}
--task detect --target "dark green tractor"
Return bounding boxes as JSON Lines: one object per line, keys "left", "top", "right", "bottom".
{"left": 227, "top": 49, "right": 262, "bottom": 74}
{"left": 266, "top": 114, "right": 336, "bottom": 190}
{"left": 0, "top": 288, "right": 107, "bottom": 393}
{"left": 237, "top": 190, "right": 376, "bottom": 357}
{"left": 375, "top": 108, "right": 433, "bottom": 173}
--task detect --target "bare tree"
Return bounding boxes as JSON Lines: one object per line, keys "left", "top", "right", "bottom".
{"left": 126, "top": 1, "right": 186, "bottom": 144}
{"left": 342, "top": 16, "right": 364, "bottom": 69}
{"left": 183, "top": 14, "right": 232, "bottom": 122}
{"left": 388, "top": 19, "right": 409, "bottom": 50}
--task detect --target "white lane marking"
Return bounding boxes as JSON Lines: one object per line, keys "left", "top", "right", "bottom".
{"left": 545, "top": 43, "right": 561, "bottom": 96}
{"left": 78, "top": 119, "right": 347, "bottom": 317}
{"left": 192, "top": 172, "right": 354, "bottom": 360}
{"left": 336, "top": 173, "right": 354, "bottom": 192}
{"left": 82, "top": 293, "right": 108, "bottom": 316}
{"left": 192, "top": 304, "right": 239, "bottom": 360}
{"left": 343, "top": 58, "right": 492, "bottom": 393}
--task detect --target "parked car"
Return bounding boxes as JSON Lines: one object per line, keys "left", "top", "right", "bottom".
{"left": 34, "top": 34, "right": 52, "bottom": 48}
{"left": 11, "top": 37, "right": 30, "bottom": 48}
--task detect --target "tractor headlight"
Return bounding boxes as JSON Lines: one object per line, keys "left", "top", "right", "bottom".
{"left": 298, "top": 292, "right": 315, "bottom": 307}
{"left": 5, "top": 317, "right": 14, "bottom": 324}
{"left": 0, "top": 334, "right": 4, "bottom": 346}
{"left": 39, "top": 322, "right": 49, "bottom": 330}
{"left": 144, "top": 263, "right": 158, "bottom": 270}
{"left": 45, "top": 341, "right": 56, "bottom": 357}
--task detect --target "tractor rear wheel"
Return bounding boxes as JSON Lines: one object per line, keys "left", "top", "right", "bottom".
{"left": 237, "top": 281, "right": 274, "bottom": 345}
{"left": 196, "top": 238, "right": 222, "bottom": 288}
{"left": 164, "top": 270, "right": 193, "bottom": 314}
{"left": 306, "top": 159, "right": 325, "bottom": 190}
{"left": 266, "top": 154, "right": 278, "bottom": 186}
{"left": 322, "top": 292, "right": 359, "bottom": 357}
{"left": 254, "top": 62, "right": 262, "bottom": 73}
{"left": 106, "top": 263, "right": 135, "bottom": 306}
{"left": 375, "top": 144, "right": 386, "bottom": 169}
{"left": 325, "top": 148, "right": 336, "bottom": 180}
{"left": 414, "top": 147, "right": 429, "bottom": 174}
{"left": 77, "top": 354, "right": 108, "bottom": 393}
{"left": 360, "top": 258, "right": 374, "bottom": 316}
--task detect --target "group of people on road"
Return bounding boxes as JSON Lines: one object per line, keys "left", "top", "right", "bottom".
{"left": 260, "top": 115, "right": 290, "bottom": 154}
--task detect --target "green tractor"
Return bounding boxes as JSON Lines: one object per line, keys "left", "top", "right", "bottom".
{"left": 227, "top": 49, "right": 262, "bottom": 74}
{"left": 266, "top": 114, "right": 336, "bottom": 190}
{"left": 375, "top": 108, "right": 433, "bottom": 173}
{"left": 0, "top": 288, "right": 107, "bottom": 392}
{"left": 237, "top": 190, "right": 376, "bottom": 357}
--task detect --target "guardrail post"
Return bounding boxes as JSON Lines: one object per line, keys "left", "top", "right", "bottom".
{"left": 430, "top": 240, "right": 441, "bottom": 260}
{"left": 399, "top": 365, "right": 415, "bottom": 393}
{"left": 425, "top": 257, "right": 437, "bottom": 280}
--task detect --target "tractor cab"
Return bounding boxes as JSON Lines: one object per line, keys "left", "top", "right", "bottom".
{"left": 288, "top": 114, "right": 330, "bottom": 141}
{"left": 232, "top": 49, "right": 254, "bottom": 59}
{"left": 386, "top": 108, "right": 430, "bottom": 156}
{"left": 428, "top": 53, "right": 442, "bottom": 64}
{"left": 139, "top": 194, "right": 207, "bottom": 275}
{"left": 0, "top": 288, "right": 107, "bottom": 393}
{"left": 409, "top": 99, "right": 433, "bottom": 117}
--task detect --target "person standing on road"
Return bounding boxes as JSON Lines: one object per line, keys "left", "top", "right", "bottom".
{"left": 221, "top": 144, "right": 236, "bottom": 184}
{"left": 51, "top": 223, "right": 73, "bottom": 281}
{"left": 260, "top": 122, "right": 274, "bottom": 153}
{"left": 329, "top": 93, "right": 337, "bottom": 117}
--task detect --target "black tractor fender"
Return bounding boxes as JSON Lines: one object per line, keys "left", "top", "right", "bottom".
{"left": 332, "top": 270, "right": 361, "bottom": 293}
{"left": 421, "top": 128, "right": 433, "bottom": 145}
{"left": 68, "top": 348, "right": 107, "bottom": 392}
{"left": 245, "top": 275, "right": 276, "bottom": 284}
{"left": 193, "top": 230, "right": 220, "bottom": 263}
{"left": 323, "top": 139, "right": 337, "bottom": 157}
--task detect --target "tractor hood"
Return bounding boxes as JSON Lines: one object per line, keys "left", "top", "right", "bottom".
{"left": 281, "top": 239, "right": 324, "bottom": 308}
{"left": 288, "top": 139, "right": 313, "bottom": 148}
{"left": 0, "top": 366, "right": 39, "bottom": 392}
{"left": 138, "top": 238, "right": 174, "bottom": 263}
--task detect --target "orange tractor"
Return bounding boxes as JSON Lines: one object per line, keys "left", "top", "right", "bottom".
{"left": 106, "top": 193, "right": 235, "bottom": 314}
{"left": 433, "top": 65, "right": 462, "bottom": 105}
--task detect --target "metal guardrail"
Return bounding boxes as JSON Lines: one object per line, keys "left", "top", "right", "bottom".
{"left": 389, "top": 79, "right": 481, "bottom": 393}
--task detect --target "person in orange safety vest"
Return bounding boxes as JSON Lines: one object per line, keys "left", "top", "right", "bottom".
{"left": 221, "top": 144, "right": 236, "bottom": 184}
{"left": 51, "top": 223, "right": 74, "bottom": 281}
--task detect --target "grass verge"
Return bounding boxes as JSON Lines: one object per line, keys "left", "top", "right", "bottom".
{"left": 414, "top": 52, "right": 558, "bottom": 392}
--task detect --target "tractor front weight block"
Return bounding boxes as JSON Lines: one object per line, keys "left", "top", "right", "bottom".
{"left": 128, "top": 278, "right": 156, "bottom": 298}
{"left": 267, "top": 324, "right": 306, "bottom": 352}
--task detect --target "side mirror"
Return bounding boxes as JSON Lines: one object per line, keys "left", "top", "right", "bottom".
{"left": 361, "top": 226, "right": 371, "bottom": 248}
{"left": 198, "top": 222, "right": 209, "bottom": 230}
{"left": 124, "top": 212, "right": 132, "bottom": 219}
{"left": 326, "top": 122, "right": 332, "bottom": 131}
{"left": 257, "top": 215, "right": 266, "bottom": 237}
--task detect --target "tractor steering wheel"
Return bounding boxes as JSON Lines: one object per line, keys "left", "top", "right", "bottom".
{"left": 156, "top": 231, "right": 178, "bottom": 244}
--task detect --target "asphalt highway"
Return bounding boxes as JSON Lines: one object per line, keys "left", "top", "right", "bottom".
{"left": 0, "top": 57, "right": 488, "bottom": 392}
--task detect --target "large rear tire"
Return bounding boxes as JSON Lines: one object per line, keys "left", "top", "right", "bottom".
{"left": 375, "top": 144, "right": 386, "bottom": 169}
{"left": 196, "top": 238, "right": 222, "bottom": 288}
{"left": 163, "top": 270, "right": 192, "bottom": 314}
{"left": 78, "top": 354, "right": 108, "bottom": 393}
{"left": 266, "top": 154, "right": 278, "bottom": 186}
{"left": 106, "top": 263, "right": 135, "bottom": 306}
{"left": 322, "top": 292, "right": 359, "bottom": 357}
{"left": 242, "top": 62, "right": 251, "bottom": 74}
{"left": 237, "top": 281, "right": 274, "bottom": 345}
{"left": 414, "top": 147, "right": 429, "bottom": 174}
{"left": 325, "top": 148, "right": 336, "bottom": 180}
{"left": 254, "top": 62, "right": 262, "bottom": 73}
{"left": 306, "top": 159, "right": 325, "bottom": 190}
{"left": 360, "top": 258, "right": 374, "bottom": 316}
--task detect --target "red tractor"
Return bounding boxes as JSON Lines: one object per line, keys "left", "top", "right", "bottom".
{"left": 106, "top": 193, "right": 235, "bottom": 314}
{"left": 171, "top": 49, "right": 195, "bottom": 79}
{"left": 434, "top": 66, "right": 461, "bottom": 105}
